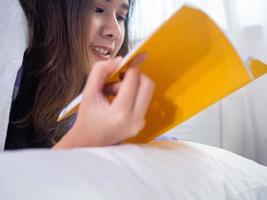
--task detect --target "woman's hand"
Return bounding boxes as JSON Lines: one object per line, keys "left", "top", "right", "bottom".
{"left": 54, "top": 54, "right": 154, "bottom": 148}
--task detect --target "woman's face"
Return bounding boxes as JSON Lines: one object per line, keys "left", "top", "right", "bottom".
{"left": 89, "top": 0, "right": 129, "bottom": 63}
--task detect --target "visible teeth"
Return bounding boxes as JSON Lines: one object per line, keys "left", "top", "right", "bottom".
{"left": 91, "top": 46, "right": 109, "bottom": 55}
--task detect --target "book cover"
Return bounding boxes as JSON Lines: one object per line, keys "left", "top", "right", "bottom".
{"left": 119, "top": 5, "right": 267, "bottom": 143}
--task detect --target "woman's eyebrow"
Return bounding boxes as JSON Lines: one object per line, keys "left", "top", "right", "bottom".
{"left": 102, "top": 0, "right": 129, "bottom": 11}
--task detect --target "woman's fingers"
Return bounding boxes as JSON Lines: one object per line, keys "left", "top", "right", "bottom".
{"left": 112, "top": 53, "right": 147, "bottom": 112}
{"left": 103, "top": 81, "right": 122, "bottom": 96}
{"left": 83, "top": 57, "right": 122, "bottom": 99}
{"left": 132, "top": 74, "right": 155, "bottom": 119}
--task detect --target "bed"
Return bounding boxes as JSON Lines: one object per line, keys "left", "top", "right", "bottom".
{"left": 0, "top": 141, "right": 267, "bottom": 199}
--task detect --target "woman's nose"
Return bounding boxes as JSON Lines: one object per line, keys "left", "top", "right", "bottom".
{"left": 101, "top": 15, "right": 122, "bottom": 40}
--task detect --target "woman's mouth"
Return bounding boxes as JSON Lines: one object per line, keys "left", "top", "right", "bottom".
{"left": 91, "top": 46, "right": 112, "bottom": 60}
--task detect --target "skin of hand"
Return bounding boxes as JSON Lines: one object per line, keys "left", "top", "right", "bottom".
{"left": 54, "top": 54, "right": 154, "bottom": 148}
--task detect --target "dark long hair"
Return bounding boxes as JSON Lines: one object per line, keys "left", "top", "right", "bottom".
{"left": 5, "top": 0, "right": 135, "bottom": 149}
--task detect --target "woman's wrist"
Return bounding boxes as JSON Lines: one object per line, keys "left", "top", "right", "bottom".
{"left": 53, "top": 128, "right": 78, "bottom": 149}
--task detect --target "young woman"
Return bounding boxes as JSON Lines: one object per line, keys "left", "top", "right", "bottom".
{"left": 5, "top": 0, "right": 154, "bottom": 150}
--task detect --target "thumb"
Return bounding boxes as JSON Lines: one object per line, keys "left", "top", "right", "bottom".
{"left": 83, "top": 57, "right": 123, "bottom": 98}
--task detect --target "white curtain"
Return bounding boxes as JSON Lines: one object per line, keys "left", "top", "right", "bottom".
{"left": 129, "top": 0, "right": 267, "bottom": 165}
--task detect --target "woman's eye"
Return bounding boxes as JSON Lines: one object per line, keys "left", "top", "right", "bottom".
{"left": 117, "top": 15, "right": 126, "bottom": 22}
{"left": 94, "top": 7, "right": 104, "bottom": 13}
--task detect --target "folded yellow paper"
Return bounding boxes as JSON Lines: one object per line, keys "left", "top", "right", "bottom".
{"left": 249, "top": 59, "right": 267, "bottom": 79}
{"left": 58, "top": 5, "right": 267, "bottom": 143}
{"left": 125, "top": 5, "right": 265, "bottom": 143}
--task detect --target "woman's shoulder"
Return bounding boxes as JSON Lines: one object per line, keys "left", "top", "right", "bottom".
{"left": 12, "top": 66, "right": 24, "bottom": 102}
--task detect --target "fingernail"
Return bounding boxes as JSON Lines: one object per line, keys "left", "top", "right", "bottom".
{"left": 114, "top": 56, "right": 123, "bottom": 65}
{"left": 131, "top": 52, "right": 148, "bottom": 66}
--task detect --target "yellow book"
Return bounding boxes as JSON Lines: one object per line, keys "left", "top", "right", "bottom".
{"left": 58, "top": 5, "right": 267, "bottom": 143}
{"left": 249, "top": 58, "right": 267, "bottom": 79}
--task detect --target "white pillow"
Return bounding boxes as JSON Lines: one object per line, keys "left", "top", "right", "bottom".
{"left": 0, "top": 0, "right": 27, "bottom": 152}
{"left": 0, "top": 141, "right": 266, "bottom": 200}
